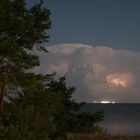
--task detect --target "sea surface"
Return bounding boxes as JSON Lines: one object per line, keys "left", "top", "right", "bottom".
{"left": 81, "top": 103, "right": 140, "bottom": 135}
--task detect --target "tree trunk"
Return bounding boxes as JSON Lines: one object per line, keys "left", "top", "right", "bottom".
{"left": 0, "top": 82, "right": 6, "bottom": 111}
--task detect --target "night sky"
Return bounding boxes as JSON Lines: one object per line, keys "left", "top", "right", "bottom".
{"left": 29, "top": 0, "right": 140, "bottom": 51}
{"left": 28, "top": 0, "right": 140, "bottom": 103}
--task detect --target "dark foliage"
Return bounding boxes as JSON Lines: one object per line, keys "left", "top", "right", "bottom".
{"left": 0, "top": 0, "right": 51, "bottom": 109}
{"left": 0, "top": 1, "right": 104, "bottom": 139}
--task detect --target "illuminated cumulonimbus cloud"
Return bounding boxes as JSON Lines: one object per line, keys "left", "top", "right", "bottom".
{"left": 34, "top": 43, "right": 140, "bottom": 102}
{"left": 106, "top": 72, "right": 135, "bottom": 88}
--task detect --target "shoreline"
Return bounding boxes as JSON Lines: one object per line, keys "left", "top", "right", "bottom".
{"left": 67, "top": 133, "right": 140, "bottom": 140}
{"left": 109, "top": 135, "right": 140, "bottom": 140}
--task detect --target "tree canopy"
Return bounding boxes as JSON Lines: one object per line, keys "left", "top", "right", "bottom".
{"left": 0, "top": 0, "right": 51, "bottom": 109}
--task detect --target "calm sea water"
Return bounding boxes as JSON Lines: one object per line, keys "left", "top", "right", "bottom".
{"left": 81, "top": 103, "right": 140, "bottom": 135}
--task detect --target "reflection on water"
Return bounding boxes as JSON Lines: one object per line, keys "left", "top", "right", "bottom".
{"left": 81, "top": 103, "right": 140, "bottom": 135}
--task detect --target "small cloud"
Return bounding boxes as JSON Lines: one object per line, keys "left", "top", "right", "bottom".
{"left": 47, "top": 62, "right": 69, "bottom": 76}
{"left": 48, "top": 44, "right": 92, "bottom": 55}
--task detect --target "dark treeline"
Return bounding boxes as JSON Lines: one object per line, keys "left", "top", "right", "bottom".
{"left": 0, "top": 0, "right": 104, "bottom": 139}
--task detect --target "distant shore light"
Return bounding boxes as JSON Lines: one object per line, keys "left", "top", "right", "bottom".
{"left": 100, "top": 101, "right": 111, "bottom": 104}
{"left": 93, "top": 100, "right": 116, "bottom": 104}
{"left": 112, "top": 101, "right": 115, "bottom": 104}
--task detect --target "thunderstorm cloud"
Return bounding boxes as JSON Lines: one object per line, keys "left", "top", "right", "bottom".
{"left": 34, "top": 44, "right": 140, "bottom": 103}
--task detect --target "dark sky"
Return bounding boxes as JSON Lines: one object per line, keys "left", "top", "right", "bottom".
{"left": 28, "top": 0, "right": 140, "bottom": 51}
